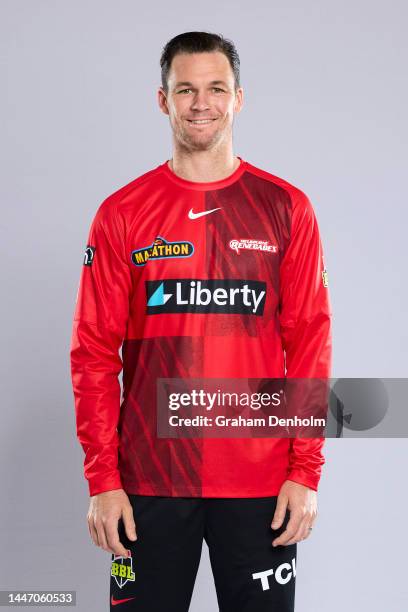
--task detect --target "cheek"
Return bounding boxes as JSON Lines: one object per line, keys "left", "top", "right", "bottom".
{"left": 220, "top": 102, "right": 235, "bottom": 118}
{"left": 168, "top": 102, "right": 183, "bottom": 119}
{"left": 220, "top": 110, "right": 233, "bottom": 124}
{"left": 176, "top": 107, "right": 190, "bottom": 123}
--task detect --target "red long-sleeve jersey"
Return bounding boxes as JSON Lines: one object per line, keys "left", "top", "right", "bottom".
{"left": 70, "top": 156, "right": 332, "bottom": 497}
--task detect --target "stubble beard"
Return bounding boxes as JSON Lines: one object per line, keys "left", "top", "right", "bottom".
{"left": 172, "top": 116, "right": 230, "bottom": 152}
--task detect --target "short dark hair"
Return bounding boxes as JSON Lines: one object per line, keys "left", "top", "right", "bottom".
{"left": 160, "top": 31, "right": 240, "bottom": 94}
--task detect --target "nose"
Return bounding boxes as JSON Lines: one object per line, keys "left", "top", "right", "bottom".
{"left": 190, "top": 90, "right": 210, "bottom": 111}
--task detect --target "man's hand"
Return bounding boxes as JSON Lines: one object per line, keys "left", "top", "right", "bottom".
{"left": 87, "top": 488, "right": 137, "bottom": 557}
{"left": 271, "top": 480, "right": 317, "bottom": 547}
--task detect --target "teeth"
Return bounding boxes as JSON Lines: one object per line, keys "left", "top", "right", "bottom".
{"left": 189, "top": 119, "right": 214, "bottom": 124}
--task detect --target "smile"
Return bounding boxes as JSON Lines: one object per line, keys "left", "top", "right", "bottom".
{"left": 187, "top": 119, "right": 217, "bottom": 125}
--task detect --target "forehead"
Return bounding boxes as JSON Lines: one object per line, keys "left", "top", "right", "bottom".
{"left": 168, "top": 51, "right": 234, "bottom": 85}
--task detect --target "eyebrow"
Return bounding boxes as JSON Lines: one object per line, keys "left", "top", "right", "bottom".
{"left": 174, "top": 80, "right": 229, "bottom": 89}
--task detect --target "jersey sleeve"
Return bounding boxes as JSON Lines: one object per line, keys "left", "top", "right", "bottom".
{"left": 70, "top": 198, "right": 132, "bottom": 496}
{"left": 279, "top": 189, "right": 332, "bottom": 491}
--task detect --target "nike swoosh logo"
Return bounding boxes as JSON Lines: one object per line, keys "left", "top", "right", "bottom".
{"left": 111, "top": 595, "right": 136, "bottom": 606}
{"left": 188, "top": 207, "right": 221, "bottom": 219}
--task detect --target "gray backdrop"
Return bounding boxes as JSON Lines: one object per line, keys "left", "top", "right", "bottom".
{"left": 1, "top": 0, "right": 407, "bottom": 610}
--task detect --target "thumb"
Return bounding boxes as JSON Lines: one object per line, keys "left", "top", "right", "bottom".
{"left": 271, "top": 495, "right": 288, "bottom": 529}
{"left": 122, "top": 505, "right": 137, "bottom": 541}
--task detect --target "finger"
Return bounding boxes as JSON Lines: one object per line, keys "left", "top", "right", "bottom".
{"left": 272, "top": 510, "right": 303, "bottom": 547}
{"left": 301, "top": 518, "right": 316, "bottom": 541}
{"left": 94, "top": 519, "right": 113, "bottom": 553}
{"left": 285, "top": 514, "right": 311, "bottom": 545}
{"left": 122, "top": 505, "right": 137, "bottom": 541}
{"left": 271, "top": 495, "right": 288, "bottom": 530}
{"left": 301, "top": 524, "right": 314, "bottom": 541}
{"left": 105, "top": 519, "right": 130, "bottom": 558}
{"left": 88, "top": 517, "right": 99, "bottom": 546}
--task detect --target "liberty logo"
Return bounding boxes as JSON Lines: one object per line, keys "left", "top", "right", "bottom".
{"left": 146, "top": 278, "right": 267, "bottom": 315}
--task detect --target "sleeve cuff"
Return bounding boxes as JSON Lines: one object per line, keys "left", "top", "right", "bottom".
{"left": 88, "top": 473, "right": 124, "bottom": 497}
{"left": 286, "top": 468, "right": 321, "bottom": 492}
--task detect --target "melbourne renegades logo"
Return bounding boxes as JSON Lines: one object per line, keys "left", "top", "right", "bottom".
{"left": 229, "top": 238, "right": 278, "bottom": 254}
{"left": 111, "top": 551, "right": 136, "bottom": 588}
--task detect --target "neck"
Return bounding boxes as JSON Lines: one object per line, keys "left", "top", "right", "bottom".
{"left": 168, "top": 142, "right": 240, "bottom": 183}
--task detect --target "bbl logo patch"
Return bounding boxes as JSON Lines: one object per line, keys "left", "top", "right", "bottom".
{"left": 111, "top": 551, "right": 136, "bottom": 589}
{"left": 322, "top": 268, "right": 329, "bottom": 288}
{"left": 83, "top": 245, "right": 95, "bottom": 266}
{"left": 131, "top": 236, "right": 194, "bottom": 267}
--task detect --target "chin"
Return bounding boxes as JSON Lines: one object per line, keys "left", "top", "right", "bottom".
{"left": 188, "top": 133, "right": 223, "bottom": 148}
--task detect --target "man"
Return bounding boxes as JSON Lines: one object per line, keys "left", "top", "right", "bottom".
{"left": 70, "top": 31, "right": 332, "bottom": 612}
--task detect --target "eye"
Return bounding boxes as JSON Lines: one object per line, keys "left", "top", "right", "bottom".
{"left": 177, "top": 88, "right": 192, "bottom": 94}
{"left": 212, "top": 87, "right": 224, "bottom": 93}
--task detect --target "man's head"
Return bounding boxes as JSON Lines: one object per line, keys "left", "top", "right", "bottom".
{"left": 158, "top": 32, "right": 243, "bottom": 152}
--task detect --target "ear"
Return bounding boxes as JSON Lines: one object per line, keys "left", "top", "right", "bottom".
{"left": 158, "top": 87, "right": 170, "bottom": 116}
{"left": 234, "top": 87, "right": 244, "bottom": 114}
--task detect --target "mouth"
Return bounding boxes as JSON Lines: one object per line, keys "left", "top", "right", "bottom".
{"left": 186, "top": 118, "right": 217, "bottom": 126}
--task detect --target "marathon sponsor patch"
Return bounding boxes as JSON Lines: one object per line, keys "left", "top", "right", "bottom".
{"left": 83, "top": 245, "right": 95, "bottom": 266}
{"left": 229, "top": 238, "right": 278, "bottom": 254}
{"left": 146, "top": 278, "right": 267, "bottom": 315}
{"left": 131, "top": 236, "right": 194, "bottom": 266}
{"left": 111, "top": 551, "right": 135, "bottom": 589}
